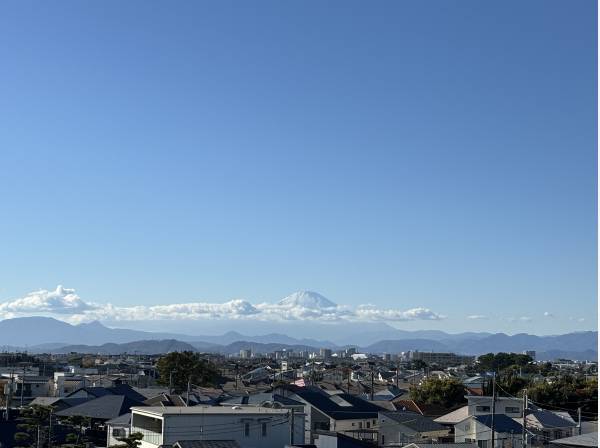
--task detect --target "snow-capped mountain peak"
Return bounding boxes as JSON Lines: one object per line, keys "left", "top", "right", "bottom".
{"left": 277, "top": 290, "right": 337, "bottom": 309}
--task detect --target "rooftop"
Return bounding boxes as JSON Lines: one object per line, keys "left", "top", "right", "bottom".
{"left": 130, "top": 406, "right": 289, "bottom": 416}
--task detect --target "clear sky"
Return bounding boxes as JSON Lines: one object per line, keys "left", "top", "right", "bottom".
{"left": 0, "top": 0, "right": 596, "bottom": 335}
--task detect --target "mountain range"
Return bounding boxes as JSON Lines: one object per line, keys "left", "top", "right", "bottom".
{"left": 0, "top": 316, "right": 596, "bottom": 360}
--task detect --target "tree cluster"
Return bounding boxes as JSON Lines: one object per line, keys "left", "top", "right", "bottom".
{"left": 476, "top": 353, "right": 533, "bottom": 373}
{"left": 156, "top": 351, "right": 219, "bottom": 392}
{"left": 409, "top": 377, "right": 466, "bottom": 408}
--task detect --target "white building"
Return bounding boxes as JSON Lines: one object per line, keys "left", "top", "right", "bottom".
{"left": 466, "top": 396, "right": 523, "bottom": 419}
{"left": 130, "top": 406, "right": 291, "bottom": 448}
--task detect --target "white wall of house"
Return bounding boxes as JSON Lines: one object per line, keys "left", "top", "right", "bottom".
{"left": 332, "top": 417, "right": 377, "bottom": 433}
{"left": 378, "top": 419, "right": 418, "bottom": 446}
{"left": 132, "top": 409, "right": 291, "bottom": 448}
{"left": 467, "top": 396, "right": 523, "bottom": 418}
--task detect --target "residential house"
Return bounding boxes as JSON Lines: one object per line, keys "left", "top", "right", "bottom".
{"left": 454, "top": 414, "right": 524, "bottom": 448}
{"left": 130, "top": 405, "right": 291, "bottom": 448}
{"left": 392, "top": 399, "right": 453, "bottom": 418}
{"left": 466, "top": 396, "right": 523, "bottom": 419}
{"left": 311, "top": 430, "right": 379, "bottom": 448}
{"left": 378, "top": 410, "right": 450, "bottom": 446}
{"left": 4, "top": 375, "right": 52, "bottom": 403}
{"left": 277, "top": 385, "right": 383, "bottom": 444}
{"left": 220, "top": 392, "right": 306, "bottom": 443}
{"left": 521, "top": 409, "right": 577, "bottom": 445}
{"left": 106, "top": 413, "right": 132, "bottom": 447}
{"left": 435, "top": 406, "right": 469, "bottom": 427}
{"left": 550, "top": 433, "right": 598, "bottom": 448}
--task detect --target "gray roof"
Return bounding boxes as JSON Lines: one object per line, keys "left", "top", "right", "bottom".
{"left": 56, "top": 395, "right": 144, "bottom": 420}
{"left": 529, "top": 410, "right": 577, "bottom": 429}
{"left": 550, "top": 433, "right": 598, "bottom": 448}
{"left": 30, "top": 396, "right": 89, "bottom": 409}
{"left": 106, "top": 413, "right": 132, "bottom": 426}
{"left": 381, "top": 411, "right": 447, "bottom": 433}
{"left": 434, "top": 405, "right": 469, "bottom": 425}
{"left": 221, "top": 392, "right": 303, "bottom": 407}
{"left": 174, "top": 441, "right": 240, "bottom": 448}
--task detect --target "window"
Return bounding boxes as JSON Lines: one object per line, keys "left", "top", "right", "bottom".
{"left": 262, "top": 422, "right": 267, "bottom": 437}
{"left": 382, "top": 435, "right": 385, "bottom": 444}
{"left": 476, "top": 406, "right": 491, "bottom": 412}
{"left": 478, "top": 440, "right": 488, "bottom": 448}
{"left": 112, "top": 428, "right": 126, "bottom": 437}
{"left": 505, "top": 407, "right": 520, "bottom": 413}
{"left": 359, "top": 422, "right": 363, "bottom": 429}
{"left": 244, "top": 422, "right": 250, "bottom": 437}
{"left": 366, "top": 422, "right": 370, "bottom": 428}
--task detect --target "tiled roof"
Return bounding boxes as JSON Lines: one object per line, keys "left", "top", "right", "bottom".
{"left": 550, "top": 432, "right": 598, "bottom": 448}
{"left": 473, "top": 414, "right": 523, "bottom": 434}
{"left": 289, "top": 386, "right": 383, "bottom": 420}
{"left": 381, "top": 411, "right": 447, "bottom": 433}
{"left": 435, "top": 405, "right": 469, "bottom": 425}
{"left": 56, "top": 395, "right": 144, "bottom": 420}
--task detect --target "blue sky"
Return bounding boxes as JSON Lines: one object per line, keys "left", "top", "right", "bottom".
{"left": 0, "top": 0, "right": 596, "bottom": 335}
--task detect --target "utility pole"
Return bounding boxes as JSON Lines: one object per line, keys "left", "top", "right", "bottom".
{"left": 169, "top": 370, "right": 174, "bottom": 395}
{"left": 347, "top": 368, "right": 350, "bottom": 394}
{"left": 36, "top": 425, "right": 41, "bottom": 448}
{"left": 491, "top": 372, "right": 496, "bottom": 448}
{"left": 522, "top": 389, "right": 528, "bottom": 448}
{"left": 396, "top": 360, "right": 399, "bottom": 389}
{"left": 370, "top": 365, "right": 374, "bottom": 401}
{"left": 20, "top": 365, "right": 26, "bottom": 407}
{"left": 235, "top": 363, "right": 239, "bottom": 390}
{"left": 48, "top": 409, "right": 53, "bottom": 448}
{"left": 290, "top": 408, "right": 295, "bottom": 445}
{"left": 578, "top": 407, "right": 582, "bottom": 435}
{"left": 6, "top": 369, "right": 14, "bottom": 421}
{"left": 186, "top": 377, "right": 191, "bottom": 406}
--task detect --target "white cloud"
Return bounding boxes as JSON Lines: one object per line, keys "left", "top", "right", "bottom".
{"left": 0, "top": 286, "right": 95, "bottom": 317}
{"left": 354, "top": 305, "right": 444, "bottom": 322}
{"left": 467, "top": 315, "right": 488, "bottom": 320}
{"left": 543, "top": 311, "right": 553, "bottom": 318}
{"left": 0, "top": 286, "right": 445, "bottom": 325}
{"left": 506, "top": 316, "right": 532, "bottom": 322}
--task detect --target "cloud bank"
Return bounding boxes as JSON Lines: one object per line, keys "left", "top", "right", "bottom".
{"left": 0, "top": 287, "right": 444, "bottom": 325}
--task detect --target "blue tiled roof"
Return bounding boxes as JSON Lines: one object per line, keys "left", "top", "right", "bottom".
{"left": 474, "top": 414, "right": 523, "bottom": 434}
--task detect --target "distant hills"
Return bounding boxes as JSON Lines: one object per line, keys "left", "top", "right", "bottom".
{"left": 0, "top": 316, "right": 596, "bottom": 361}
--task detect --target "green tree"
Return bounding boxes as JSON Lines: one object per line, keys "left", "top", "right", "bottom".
{"left": 156, "top": 351, "right": 219, "bottom": 392}
{"left": 528, "top": 376, "right": 597, "bottom": 416}
{"left": 497, "top": 369, "right": 529, "bottom": 396}
{"left": 409, "top": 377, "right": 466, "bottom": 408}
{"left": 409, "top": 360, "right": 428, "bottom": 370}
{"left": 13, "top": 405, "right": 53, "bottom": 448}
{"left": 477, "top": 353, "right": 533, "bottom": 373}
{"left": 63, "top": 415, "right": 91, "bottom": 446}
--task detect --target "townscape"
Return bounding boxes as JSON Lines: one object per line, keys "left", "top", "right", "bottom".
{"left": 1, "top": 1, "right": 597, "bottom": 448}
{"left": 0, "top": 346, "right": 596, "bottom": 448}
